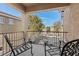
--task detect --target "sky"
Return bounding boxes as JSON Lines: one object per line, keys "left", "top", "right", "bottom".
{"left": 0, "top": 3, "right": 21, "bottom": 17}
{"left": 0, "top": 3, "right": 61, "bottom": 27}
{"left": 32, "top": 10, "right": 61, "bottom": 27}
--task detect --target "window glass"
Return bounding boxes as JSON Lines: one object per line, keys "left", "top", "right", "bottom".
{"left": 8, "top": 18, "right": 14, "bottom": 25}
{"left": 0, "top": 16, "right": 4, "bottom": 24}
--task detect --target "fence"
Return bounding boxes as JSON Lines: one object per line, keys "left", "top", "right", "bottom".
{"left": 0, "top": 31, "right": 68, "bottom": 56}
{"left": 0, "top": 31, "right": 25, "bottom": 55}
{"left": 26, "top": 31, "right": 68, "bottom": 45}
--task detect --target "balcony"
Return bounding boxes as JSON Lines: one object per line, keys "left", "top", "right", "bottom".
{"left": 0, "top": 3, "right": 79, "bottom": 56}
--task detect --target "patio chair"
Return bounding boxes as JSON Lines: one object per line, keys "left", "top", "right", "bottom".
{"left": 61, "top": 39, "right": 79, "bottom": 56}
{"left": 44, "top": 40, "right": 63, "bottom": 56}
{"left": 3, "top": 34, "right": 33, "bottom": 56}
{"left": 44, "top": 42, "right": 60, "bottom": 56}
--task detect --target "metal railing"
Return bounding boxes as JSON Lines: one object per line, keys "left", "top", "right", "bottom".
{"left": 26, "top": 31, "right": 68, "bottom": 44}
{"left": 0, "top": 31, "right": 25, "bottom": 56}
{"left": 26, "top": 31, "right": 68, "bottom": 56}
{"left": 0, "top": 31, "right": 68, "bottom": 56}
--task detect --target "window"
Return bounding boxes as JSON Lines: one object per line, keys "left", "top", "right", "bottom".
{"left": 0, "top": 16, "right": 4, "bottom": 24}
{"left": 8, "top": 18, "right": 14, "bottom": 25}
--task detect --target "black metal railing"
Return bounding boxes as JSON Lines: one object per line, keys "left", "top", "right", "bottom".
{"left": 26, "top": 31, "right": 68, "bottom": 56}
{"left": 0, "top": 31, "right": 68, "bottom": 56}
{"left": 0, "top": 31, "right": 25, "bottom": 55}
{"left": 26, "top": 31, "right": 68, "bottom": 44}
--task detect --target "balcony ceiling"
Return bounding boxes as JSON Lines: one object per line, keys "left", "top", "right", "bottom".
{"left": 22, "top": 3, "right": 39, "bottom": 7}
{"left": 10, "top": 3, "right": 70, "bottom": 12}
{"left": 21, "top": 3, "right": 70, "bottom": 12}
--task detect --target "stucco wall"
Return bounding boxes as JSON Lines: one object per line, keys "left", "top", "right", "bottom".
{"left": 63, "top": 6, "right": 73, "bottom": 42}
{"left": 63, "top": 4, "right": 79, "bottom": 41}
{"left": 70, "top": 4, "right": 79, "bottom": 40}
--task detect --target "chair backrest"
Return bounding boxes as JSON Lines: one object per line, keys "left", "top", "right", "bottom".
{"left": 3, "top": 33, "right": 32, "bottom": 56}
{"left": 61, "top": 39, "right": 79, "bottom": 56}
{"left": 3, "top": 34, "right": 16, "bottom": 56}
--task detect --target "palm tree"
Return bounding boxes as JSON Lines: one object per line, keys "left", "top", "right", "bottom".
{"left": 53, "top": 21, "right": 63, "bottom": 32}
{"left": 28, "top": 15, "right": 45, "bottom": 41}
{"left": 28, "top": 15, "right": 45, "bottom": 32}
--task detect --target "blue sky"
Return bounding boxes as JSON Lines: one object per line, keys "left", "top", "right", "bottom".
{"left": 0, "top": 3, "right": 21, "bottom": 17}
{"left": 32, "top": 10, "right": 61, "bottom": 27}
{"left": 0, "top": 3, "right": 61, "bottom": 27}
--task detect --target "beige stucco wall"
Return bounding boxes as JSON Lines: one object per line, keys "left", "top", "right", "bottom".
{"left": 70, "top": 4, "right": 79, "bottom": 40}
{"left": 63, "top": 4, "right": 79, "bottom": 41}
{"left": 63, "top": 6, "right": 72, "bottom": 42}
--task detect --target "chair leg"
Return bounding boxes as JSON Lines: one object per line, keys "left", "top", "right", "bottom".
{"left": 10, "top": 51, "right": 12, "bottom": 56}
{"left": 44, "top": 42, "right": 47, "bottom": 56}
{"left": 31, "top": 44, "right": 33, "bottom": 56}
{"left": 29, "top": 41, "right": 33, "bottom": 56}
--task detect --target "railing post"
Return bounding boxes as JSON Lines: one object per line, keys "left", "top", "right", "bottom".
{"left": 59, "top": 40, "right": 61, "bottom": 55}
{"left": 44, "top": 42, "right": 47, "bottom": 56}
{"left": 2, "top": 35, "right": 4, "bottom": 55}
{"left": 23, "top": 31, "right": 27, "bottom": 48}
{"left": 29, "top": 41, "right": 33, "bottom": 56}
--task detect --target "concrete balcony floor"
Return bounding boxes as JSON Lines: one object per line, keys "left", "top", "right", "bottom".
{"left": 19, "top": 44, "right": 60, "bottom": 56}
{"left": 3, "top": 42, "right": 60, "bottom": 56}
{"left": 0, "top": 32, "right": 63, "bottom": 56}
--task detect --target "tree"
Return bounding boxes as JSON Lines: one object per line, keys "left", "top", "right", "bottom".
{"left": 28, "top": 15, "right": 45, "bottom": 41}
{"left": 28, "top": 15, "right": 45, "bottom": 32}
{"left": 53, "top": 21, "right": 63, "bottom": 32}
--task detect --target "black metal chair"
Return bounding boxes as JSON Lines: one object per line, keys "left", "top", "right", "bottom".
{"left": 61, "top": 39, "right": 79, "bottom": 56}
{"left": 44, "top": 40, "right": 62, "bottom": 56}
{"left": 3, "top": 34, "right": 32, "bottom": 56}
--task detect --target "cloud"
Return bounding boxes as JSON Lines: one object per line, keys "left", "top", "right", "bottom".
{"left": 40, "top": 17, "right": 49, "bottom": 20}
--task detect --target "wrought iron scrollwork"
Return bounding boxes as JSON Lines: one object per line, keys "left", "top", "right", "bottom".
{"left": 61, "top": 39, "right": 79, "bottom": 56}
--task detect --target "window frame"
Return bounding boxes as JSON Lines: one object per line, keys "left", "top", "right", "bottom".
{"left": 0, "top": 16, "right": 4, "bottom": 24}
